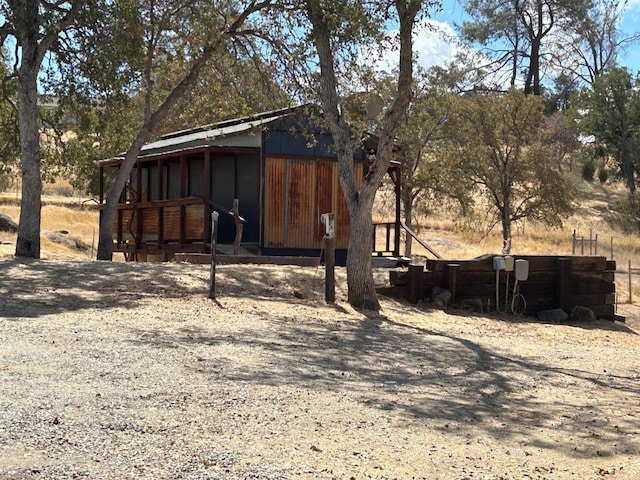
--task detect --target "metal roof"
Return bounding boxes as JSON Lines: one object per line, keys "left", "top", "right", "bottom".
{"left": 137, "top": 112, "right": 288, "bottom": 157}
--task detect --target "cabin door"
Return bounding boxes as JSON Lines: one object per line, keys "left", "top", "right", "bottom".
{"left": 211, "top": 154, "right": 260, "bottom": 244}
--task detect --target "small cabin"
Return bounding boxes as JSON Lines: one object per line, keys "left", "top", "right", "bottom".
{"left": 97, "top": 106, "right": 402, "bottom": 264}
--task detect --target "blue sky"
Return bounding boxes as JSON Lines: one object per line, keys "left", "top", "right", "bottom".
{"left": 408, "top": 0, "right": 640, "bottom": 74}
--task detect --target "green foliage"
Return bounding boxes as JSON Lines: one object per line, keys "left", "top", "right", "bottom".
{"left": 582, "top": 156, "right": 596, "bottom": 181}
{"left": 597, "top": 166, "right": 609, "bottom": 183}
{"left": 393, "top": 76, "right": 473, "bottom": 228}
{"left": 611, "top": 193, "right": 640, "bottom": 233}
{"left": 459, "top": 0, "right": 592, "bottom": 95}
{"left": 574, "top": 67, "right": 640, "bottom": 192}
{"left": 44, "top": 0, "right": 293, "bottom": 196}
{"left": 440, "top": 89, "right": 575, "bottom": 253}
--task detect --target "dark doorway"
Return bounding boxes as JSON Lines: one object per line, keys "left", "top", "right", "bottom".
{"left": 211, "top": 154, "right": 260, "bottom": 244}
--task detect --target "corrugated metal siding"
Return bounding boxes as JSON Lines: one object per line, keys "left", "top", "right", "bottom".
{"left": 264, "top": 157, "right": 287, "bottom": 247}
{"left": 288, "top": 159, "right": 317, "bottom": 248}
{"left": 263, "top": 156, "right": 362, "bottom": 249}
{"left": 315, "top": 160, "right": 334, "bottom": 241}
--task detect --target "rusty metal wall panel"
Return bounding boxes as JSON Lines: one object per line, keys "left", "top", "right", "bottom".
{"left": 264, "top": 157, "right": 287, "bottom": 247}
{"left": 315, "top": 160, "right": 334, "bottom": 241}
{"left": 264, "top": 157, "right": 362, "bottom": 250}
{"left": 287, "top": 159, "right": 317, "bottom": 248}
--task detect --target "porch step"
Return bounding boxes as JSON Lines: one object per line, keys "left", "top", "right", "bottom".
{"left": 372, "top": 256, "right": 411, "bottom": 269}
{"left": 215, "top": 244, "right": 256, "bottom": 256}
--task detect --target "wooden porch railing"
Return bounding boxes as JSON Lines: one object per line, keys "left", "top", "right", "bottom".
{"left": 372, "top": 221, "right": 442, "bottom": 259}
{"left": 111, "top": 197, "right": 207, "bottom": 254}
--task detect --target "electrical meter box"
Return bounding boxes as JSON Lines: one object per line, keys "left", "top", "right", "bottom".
{"left": 493, "top": 256, "right": 506, "bottom": 270}
{"left": 504, "top": 256, "right": 515, "bottom": 272}
{"left": 515, "top": 259, "right": 529, "bottom": 281}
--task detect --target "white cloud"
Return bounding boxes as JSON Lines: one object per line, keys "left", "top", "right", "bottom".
{"left": 361, "top": 18, "right": 461, "bottom": 74}
{"left": 413, "top": 19, "right": 461, "bottom": 71}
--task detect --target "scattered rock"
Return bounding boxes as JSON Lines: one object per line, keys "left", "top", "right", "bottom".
{"left": 430, "top": 287, "right": 452, "bottom": 309}
{"left": 570, "top": 305, "right": 597, "bottom": 322}
{"left": 0, "top": 212, "right": 18, "bottom": 233}
{"left": 293, "top": 289, "right": 307, "bottom": 299}
{"left": 537, "top": 308, "right": 569, "bottom": 323}
{"left": 460, "top": 298, "right": 484, "bottom": 313}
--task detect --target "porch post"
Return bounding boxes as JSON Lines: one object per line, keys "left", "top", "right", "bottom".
{"left": 204, "top": 148, "right": 212, "bottom": 246}
{"left": 158, "top": 159, "right": 164, "bottom": 201}
{"left": 393, "top": 166, "right": 401, "bottom": 257}
{"left": 180, "top": 155, "right": 187, "bottom": 198}
{"left": 99, "top": 165, "right": 104, "bottom": 204}
{"left": 158, "top": 159, "right": 165, "bottom": 246}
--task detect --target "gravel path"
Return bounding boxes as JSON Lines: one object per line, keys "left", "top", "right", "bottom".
{"left": 1, "top": 259, "right": 639, "bottom": 479}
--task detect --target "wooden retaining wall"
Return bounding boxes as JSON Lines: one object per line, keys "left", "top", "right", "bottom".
{"left": 385, "top": 255, "right": 621, "bottom": 321}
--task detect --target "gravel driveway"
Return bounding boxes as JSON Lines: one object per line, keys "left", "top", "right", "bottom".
{"left": 1, "top": 259, "right": 639, "bottom": 479}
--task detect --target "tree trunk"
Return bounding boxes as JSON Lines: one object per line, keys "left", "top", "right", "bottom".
{"left": 501, "top": 208, "right": 512, "bottom": 254}
{"left": 345, "top": 190, "right": 379, "bottom": 311}
{"left": 620, "top": 143, "right": 636, "bottom": 193}
{"left": 97, "top": 130, "right": 150, "bottom": 260}
{"left": 15, "top": 42, "right": 42, "bottom": 258}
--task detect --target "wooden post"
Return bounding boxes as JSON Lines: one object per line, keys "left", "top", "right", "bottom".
{"left": 572, "top": 230, "right": 576, "bottom": 255}
{"left": 447, "top": 263, "right": 461, "bottom": 305}
{"left": 610, "top": 236, "right": 614, "bottom": 260}
{"left": 589, "top": 229, "right": 593, "bottom": 255}
{"left": 232, "top": 199, "right": 243, "bottom": 255}
{"left": 99, "top": 166, "right": 104, "bottom": 204}
{"left": 322, "top": 213, "right": 335, "bottom": 304}
{"left": 209, "top": 211, "right": 219, "bottom": 299}
{"left": 629, "top": 259, "right": 633, "bottom": 305}
{"left": 408, "top": 264, "right": 423, "bottom": 304}
{"left": 394, "top": 166, "right": 401, "bottom": 257}
{"left": 594, "top": 233, "right": 598, "bottom": 255}
{"left": 557, "top": 257, "right": 572, "bottom": 312}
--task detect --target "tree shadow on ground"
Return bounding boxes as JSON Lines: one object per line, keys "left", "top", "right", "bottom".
{"left": 0, "top": 259, "right": 206, "bottom": 318}
{"left": 129, "top": 303, "right": 640, "bottom": 462}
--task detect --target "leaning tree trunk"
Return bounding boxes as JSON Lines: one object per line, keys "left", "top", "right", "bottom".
{"left": 97, "top": 130, "right": 151, "bottom": 260}
{"left": 15, "top": 51, "right": 42, "bottom": 258}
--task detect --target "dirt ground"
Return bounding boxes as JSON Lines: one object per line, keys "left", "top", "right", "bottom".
{"left": 1, "top": 258, "right": 639, "bottom": 479}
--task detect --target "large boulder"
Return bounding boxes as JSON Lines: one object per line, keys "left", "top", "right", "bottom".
{"left": 0, "top": 212, "right": 18, "bottom": 233}
{"left": 570, "top": 305, "right": 597, "bottom": 322}
{"left": 45, "top": 231, "right": 91, "bottom": 251}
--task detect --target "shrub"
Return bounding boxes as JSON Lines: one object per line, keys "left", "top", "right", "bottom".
{"left": 581, "top": 157, "right": 596, "bottom": 181}
{"left": 610, "top": 193, "right": 640, "bottom": 233}
{"left": 597, "top": 167, "right": 609, "bottom": 184}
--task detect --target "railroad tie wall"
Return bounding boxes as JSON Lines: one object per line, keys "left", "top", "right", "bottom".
{"left": 388, "top": 255, "right": 618, "bottom": 320}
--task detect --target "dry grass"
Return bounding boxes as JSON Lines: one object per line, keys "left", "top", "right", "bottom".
{"left": 0, "top": 193, "right": 99, "bottom": 260}
{"left": 3, "top": 173, "right": 640, "bottom": 303}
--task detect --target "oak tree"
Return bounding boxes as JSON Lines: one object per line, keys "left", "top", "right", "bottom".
{"left": 443, "top": 89, "right": 575, "bottom": 253}
{"left": 1, "top": 0, "right": 83, "bottom": 258}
